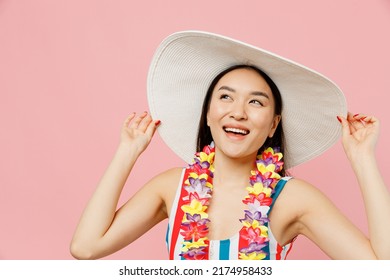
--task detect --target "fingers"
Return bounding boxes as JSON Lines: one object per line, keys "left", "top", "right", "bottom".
{"left": 337, "top": 115, "right": 351, "bottom": 137}
{"left": 138, "top": 112, "right": 153, "bottom": 132}
{"left": 123, "top": 112, "right": 136, "bottom": 128}
{"left": 131, "top": 111, "right": 148, "bottom": 128}
{"left": 123, "top": 112, "right": 161, "bottom": 132}
{"left": 347, "top": 112, "right": 362, "bottom": 133}
{"left": 144, "top": 119, "right": 161, "bottom": 138}
{"left": 352, "top": 113, "right": 379, "bottom": 127}
{"left": 338, "top": 112, "right": 363, "bottom": 136}
{"left": 337, "top": 112, "right": 379, "bottom": 136}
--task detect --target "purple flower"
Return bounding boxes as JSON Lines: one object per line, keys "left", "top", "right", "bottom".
{"left": 240, "top": 242, "right": 267, "bottom": 254}
{"left": 193, "top": 158, "right": 211, "bottom": 169}
{"left": 180, "top": 247, "right": 208, "bottom": 260}
{"left": 182, "top": 213, "right": 210, "bottom": 226}
{"left": 257, "top": 157, "right": 273, "bottom": 166}
{"left": 184, "top": 177, "right": 211, "bottom": 198}
{"left": 239, "top": 210, "right": 269, "bottom": 225}
{"left": 250, "top": 173, "right": 274, "bottom": 189}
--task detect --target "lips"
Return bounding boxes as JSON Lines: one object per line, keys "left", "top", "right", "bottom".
{"left": 223, "top": 126, "right": 250, "bottom": 135}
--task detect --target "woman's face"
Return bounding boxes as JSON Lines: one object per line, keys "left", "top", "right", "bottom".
{"left": 207, "top": 68, "right": 281, "bottom": 161}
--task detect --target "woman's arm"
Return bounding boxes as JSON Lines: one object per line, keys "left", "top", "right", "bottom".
{"left": 287, "top": 178, "right": 378, "bottom": 259}
{"left": 338, "top": 113, "right": 390, "bottom": 259}
{"left": 70, "top": 112, "right": 168, "bottom": 259}
{"left": 288, "top": 113, "right": 389, "bottom": 259}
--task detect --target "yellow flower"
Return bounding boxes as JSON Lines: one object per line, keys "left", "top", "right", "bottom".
{"left": 257, "top": 163, "right": 276, "bottom": 174}
{"left": 246, "top": 182, "right": 272, "bottom": 197}
{"left": 258, "top": 225, "right": 268, "bottom": 237}
{"left": 199, "top": 151, "right": 215, "bottom": 164}
{"left": 205, "top": 182, "right": 213, "bottom": 189}
{"left": 181, "top": 199, "right": 208, "bottom": 219}
{"left": 271, "top": 172, "right": 281, "bottom": 180}
{"left": 239, "top": 252, "right": 266, "bottom": 260}
{"left": 188, "top": 172, "right": 208, "bottom": 180}
{"left": 181, "top": 238, "right": 208, "bottom": 252}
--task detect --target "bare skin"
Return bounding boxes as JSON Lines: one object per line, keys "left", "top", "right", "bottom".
{"left": 70, "top": 70, "right": 390, "bottom": 260}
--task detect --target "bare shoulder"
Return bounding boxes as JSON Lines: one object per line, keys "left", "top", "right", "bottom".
{"left": 147, "top": 167, "right": 184, "bottom": 188}
{"left": 279, "top": 177, "right": 332, "bottom": 214}
{"left": 283, "top": 177, "right": 322, "bottom": 195}
{"left": 274, "top": 177, "right": 317, "bottom": 206}
{"left": 287, "top": 177, "right": 333, "bottom": 202}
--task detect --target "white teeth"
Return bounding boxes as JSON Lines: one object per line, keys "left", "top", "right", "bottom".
{"left": 224, "top": 127, "right": 249, "bottom": 135}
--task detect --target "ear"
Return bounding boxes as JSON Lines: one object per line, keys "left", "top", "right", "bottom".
{"left": 268, "top": 115, "right": 281, "bottom": 138}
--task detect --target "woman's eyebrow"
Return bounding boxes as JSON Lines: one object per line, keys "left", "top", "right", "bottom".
{"left": 219, "top": 85, "right": 270, "bottom": 99}
{"left": 218, "top": 85, "right": 236, "bottom": 92}
{"left": 250, "top": 91, "right": 270, "bottom": 99}
{"left": 218, "top": 85, "right": 270, "bottom": 100}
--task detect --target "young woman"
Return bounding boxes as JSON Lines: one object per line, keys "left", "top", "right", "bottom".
{"left": 70, "top": 31, "right": 390, "bottom": 260}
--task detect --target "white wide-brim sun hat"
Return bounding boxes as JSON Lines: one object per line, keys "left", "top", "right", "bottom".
{"left": 147, "top": 31, "right": 347, "bottom": 169}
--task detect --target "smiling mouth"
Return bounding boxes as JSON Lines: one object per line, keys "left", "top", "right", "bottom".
{"left": 223, "top": 127, "right": 250, "bottom": 135}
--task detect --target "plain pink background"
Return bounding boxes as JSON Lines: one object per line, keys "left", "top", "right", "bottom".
{"left": 1, "top": 0, "right": 389, "bottom": 260}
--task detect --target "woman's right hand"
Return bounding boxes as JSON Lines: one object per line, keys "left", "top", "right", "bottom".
{"left": 70, "top": 111, "right": 163, "bottom": 259}
{"left": 120, "top": 112, "right": 161, "bottom": 154}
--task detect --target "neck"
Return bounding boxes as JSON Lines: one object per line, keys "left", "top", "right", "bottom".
{"left": 212, "top": 148, "right": 257, "bottom": 183}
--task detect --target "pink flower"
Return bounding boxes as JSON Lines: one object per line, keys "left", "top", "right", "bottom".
{"left": 180, "top": 213, "right": 210, "bottom": 240}
{"left": 182, "top": 192, "right": 209, "bottom": 206}
{"left": 243, "top": 193, "right": 272, "bottom": 206}
{"left": 240, "top": 227, "right": 268, "bottom": 244}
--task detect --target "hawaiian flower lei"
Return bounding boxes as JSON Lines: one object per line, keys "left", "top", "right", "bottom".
{"left": 179, "top": 145, "right": 284, "bottom": 260}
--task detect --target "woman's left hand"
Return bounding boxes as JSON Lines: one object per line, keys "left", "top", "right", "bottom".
{"left": 338, "top": 112, "right": 380, "bottom": 162}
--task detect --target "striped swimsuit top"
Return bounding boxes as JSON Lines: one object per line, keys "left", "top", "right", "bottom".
{"left": 166, "top": 169, "right": 295, "bottom": 260}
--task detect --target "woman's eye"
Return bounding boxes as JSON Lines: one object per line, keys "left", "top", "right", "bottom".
{"left": 250, "top": 100, "right": 263, "bottom": 106}
{"left": 220, "top": 94, "right": 231, "bottom": 100}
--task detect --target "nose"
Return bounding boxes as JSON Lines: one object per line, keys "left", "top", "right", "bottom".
{"left": 229, "top": 102, "right": 247, "bottom": 120}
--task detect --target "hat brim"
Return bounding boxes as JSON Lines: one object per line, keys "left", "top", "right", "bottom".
{"left": 147, "top": 31, "right": 347, "bottom": 169}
